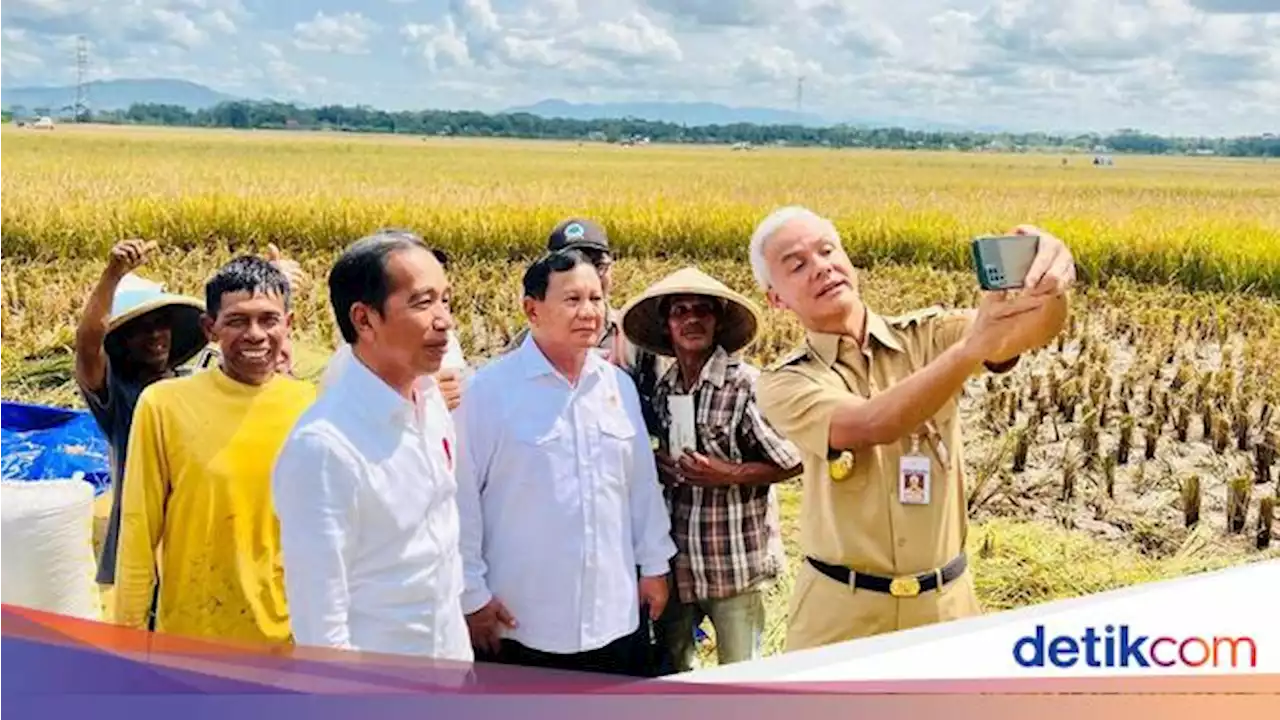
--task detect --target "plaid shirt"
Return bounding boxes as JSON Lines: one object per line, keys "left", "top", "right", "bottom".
{"left": 650, "top": 346, "right": 802, "bottom": 603}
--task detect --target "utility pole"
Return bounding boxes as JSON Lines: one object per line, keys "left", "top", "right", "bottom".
{"left": 75, "top": 35, "right": 89, "bottom": 122}
{"left": 796, "top": 75, "right": 805, "bottom": 114}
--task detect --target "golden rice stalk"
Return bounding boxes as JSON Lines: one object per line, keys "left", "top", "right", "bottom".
{"left": 1181, "top": 475, "right": 1201, "bottom": 528}
{"left": 1213, "top": 413, "right": 1231, "bottom": 455}
{"left": 1118, "top": 414, "right": 1134, "bottom": 465}
{"left": 1175, "top": 403, "right": 1192, "bottom": 443}
{"left": 1081, "top": 411, "right": 1100, "bottom": 469}
{"left": 1227, "top": 477, "right": 1251, "bottom": 534}
{"left": 980, "top": 532, "right": 996, "bottom": 559}
{"left": 1103, "top": 453, "right": 1117, "bottom": 500}
{"left": 1012, "top": 427, "right": 1031, "bottom": 474}
{"left": 1258, "top": 497, "right": 1274, "bottom": 550}
{"left": 1234, "top": 405, "right": 1251, "bottom": 452}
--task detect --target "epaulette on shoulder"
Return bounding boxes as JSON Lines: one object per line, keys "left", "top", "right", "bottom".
{"left": 766, "top": 347, "right": 811, "bottom": 372}
{"left": 887, "top": 305, "right": 945, "bottom": 328}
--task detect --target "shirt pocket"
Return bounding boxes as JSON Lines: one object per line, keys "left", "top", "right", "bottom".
{"left": 512, "top": 409, "right": 578, "bottom": 491}
{"left": 595, "top": 411, "right": 637, "bottom": 487}
{"left": 513, "top": 409, "right": 568, "bottom": 447}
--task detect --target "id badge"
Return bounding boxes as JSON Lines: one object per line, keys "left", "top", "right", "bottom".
{"left": 899, "top": 455, "right": 931, "bottom": 505}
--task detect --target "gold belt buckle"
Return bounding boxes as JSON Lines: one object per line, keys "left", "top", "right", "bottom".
{"left": 889, "top": 575, "right": 921, "bottom": 597}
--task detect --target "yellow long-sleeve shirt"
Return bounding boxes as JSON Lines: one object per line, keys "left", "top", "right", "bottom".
{"left": 112, "top": 367, "right": 316, "bottom": 645}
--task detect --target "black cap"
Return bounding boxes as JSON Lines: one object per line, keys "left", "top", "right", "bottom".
{"left": 547, "top": 218, "right": 610, "bottom": 253}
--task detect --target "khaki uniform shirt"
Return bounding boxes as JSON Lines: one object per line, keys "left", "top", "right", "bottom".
{"left": 756, "top": 305, "right": 991, "bottom": 648}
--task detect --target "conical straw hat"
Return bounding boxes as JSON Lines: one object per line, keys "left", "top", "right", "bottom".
{"left": 103, "top": 273, "right": 207, "bottom": 370}
{"left": 620, "top": 267, "right": 763, "bottom": 357}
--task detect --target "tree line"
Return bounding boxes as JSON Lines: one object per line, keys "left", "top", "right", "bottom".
{"left": 7, "top": 100, "right": 1279, "bottom": 157}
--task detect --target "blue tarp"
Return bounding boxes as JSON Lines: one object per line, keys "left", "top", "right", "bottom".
{"left": 1, "top": 401, "right": 111, "bottom": 496}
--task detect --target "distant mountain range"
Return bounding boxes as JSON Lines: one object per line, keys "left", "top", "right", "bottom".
{"left": 2, "top": 78, "right": 1011, "bottom": 132}
{"left": 504, "top": 98, "right": 832, "bottom": 127}
{"left": 2, "top": 79, "right": 240, "bottom": 113}
{"left": 504, "top": 98, "right": 1016, "bottom": 133}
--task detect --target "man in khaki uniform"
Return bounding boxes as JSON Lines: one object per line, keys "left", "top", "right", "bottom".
{"left": 749, "top": 206, "right": 1076, "bottom": 651}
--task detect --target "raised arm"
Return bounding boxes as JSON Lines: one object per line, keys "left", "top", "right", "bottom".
{"left": 759, "top": 292, "right": 1049, "bottom": 456}
{"left": 75, "top": 240, "right": 155, "bottom": 395}
{"left": 271, "top": 428, "right": 359, "bottom": 649}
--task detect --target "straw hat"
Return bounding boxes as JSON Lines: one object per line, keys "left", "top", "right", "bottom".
{"left": 102, "top": 273, "right": 207, "bottom": 370}
{"left": 620, "top": 267, "right": 763, "bottom": 357}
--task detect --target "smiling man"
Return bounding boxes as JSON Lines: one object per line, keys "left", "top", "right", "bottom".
{"left": 749, "top": 206, "right": 1075, "bottom": 651}
{"left": 271, "top": 230, "right": 472, "bottom": 662}
{"left": 111, "top": 256, "right": 315, "bottom": 644}
{"left": 619, "top": 267, "right": 801, "bottom": 673}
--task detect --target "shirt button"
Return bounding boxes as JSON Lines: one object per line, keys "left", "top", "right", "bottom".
{"left": 897, "top": 537, "right": 907, "bottom": 548}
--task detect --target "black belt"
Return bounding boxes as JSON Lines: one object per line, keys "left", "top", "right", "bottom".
{"left": 806, "top": 553, "right": 968, "bottom": 598}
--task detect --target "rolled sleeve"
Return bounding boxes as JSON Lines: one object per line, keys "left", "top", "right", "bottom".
{"left": 756, "top": 366, "right": 858, "bottom": 460}
{"left": 271, "top": 428, "right": 358, "bottom": 650}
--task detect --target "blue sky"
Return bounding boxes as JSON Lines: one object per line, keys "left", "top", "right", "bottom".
{"left": 3, "top": 0, "right": 1279, "bottom": 135}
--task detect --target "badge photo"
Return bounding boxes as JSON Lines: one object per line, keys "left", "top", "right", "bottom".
{"left": 898, "top": 455, "right": 931, "bottom": 505}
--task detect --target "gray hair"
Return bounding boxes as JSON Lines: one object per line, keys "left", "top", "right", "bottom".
{"left": 748, "top": 205, "right": 842, "bottom": 291}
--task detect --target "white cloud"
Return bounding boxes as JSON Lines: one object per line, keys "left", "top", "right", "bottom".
{"left": 403, "top": 18, "right": 472, "bottom": 72}
{"left": 567, "top": 12, "right": 683, "bottom": 65}
{"left": 206, "top": 10, "right": 236, "bottom": 34}
{"left": 1, "top": 0, "right": 1276, "bottom": 135}
{"left": 294, "top": 11, "right": 378, "bottom": 55}
{"left": 151, "top": 8, "right": 207, "bottom": 48}
{"left": 736, "top": 46, "right": 822, "bottom": 84}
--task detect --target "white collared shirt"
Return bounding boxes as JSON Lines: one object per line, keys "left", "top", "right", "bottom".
{"left": 271, "top": 349, "right": 473, "bottom": 662}
{"left": 454, "top": 335, "right": 676, "bottom": 654}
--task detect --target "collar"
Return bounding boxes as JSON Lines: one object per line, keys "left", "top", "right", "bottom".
{"left": 658, "top": 345, "right": 730, "bottom": 391}
{"left": 519, "top": 332, "right": 609, "bottom": 383}
{"left": 339, "top": 348, "right": 424, "bottom": 425}
{"left": 807, "top": 307, "right": 904, "bottom": 367}
{"left": 205, "top": 363, "right": 278, "bottom": 397}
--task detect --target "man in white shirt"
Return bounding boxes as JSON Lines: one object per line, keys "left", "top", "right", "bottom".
{"left": 454, "top": 249, "right": 677, "bottom": 676}
{"left": 271, "top": 229, "right": 473, "bottom": 665}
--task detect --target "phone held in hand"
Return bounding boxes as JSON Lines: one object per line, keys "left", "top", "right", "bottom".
{"left": 971, "top": 234, "right": 1039, "bottom": 291}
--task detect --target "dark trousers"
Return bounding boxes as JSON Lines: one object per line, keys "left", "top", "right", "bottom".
{"left": 475, "top": 612, "right": 671, "bottom": 679}
{"left": 479, "top": 635, "right": 640, "bottom": 676}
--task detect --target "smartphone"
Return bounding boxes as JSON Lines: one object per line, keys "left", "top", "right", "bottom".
{"left": 971, "top": 234, "right": 1040, "bottom": 291}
